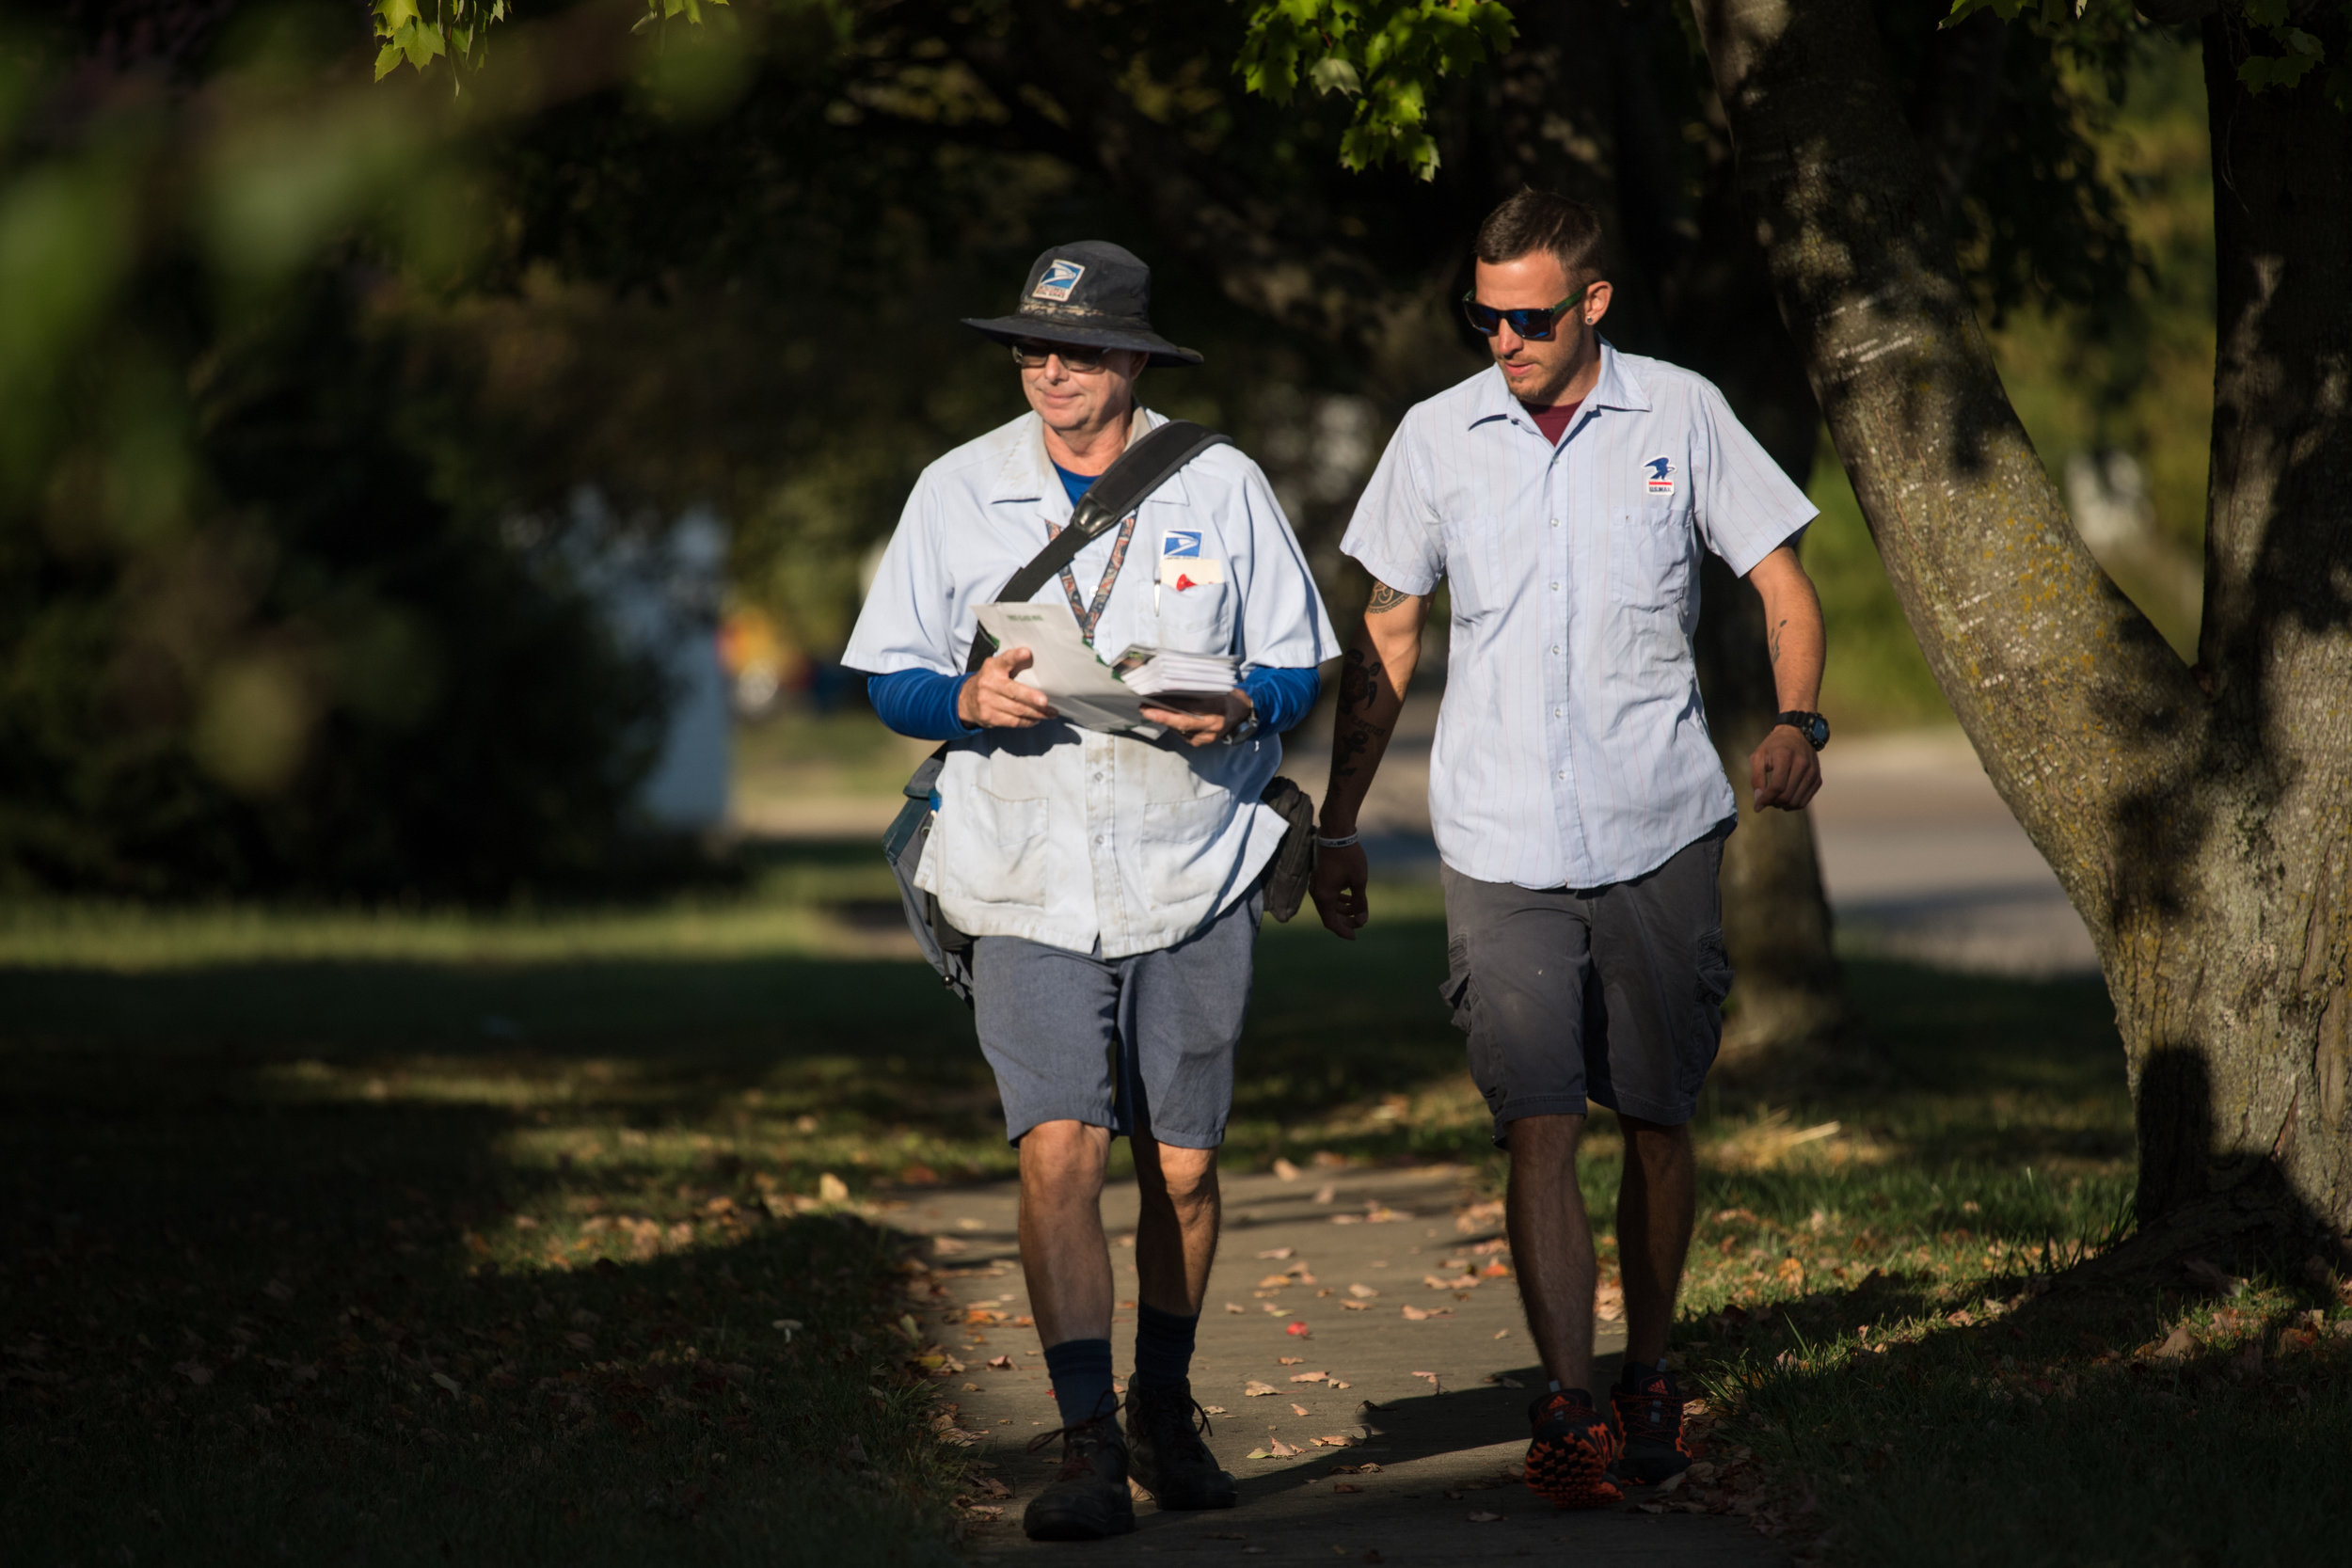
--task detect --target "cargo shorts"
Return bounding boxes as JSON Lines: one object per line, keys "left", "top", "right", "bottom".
{"left": 1439, "top": 826, "right": 1734, "bottom": 1142}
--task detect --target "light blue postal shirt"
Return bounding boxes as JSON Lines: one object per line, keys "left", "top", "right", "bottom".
{"left": 1341, "top": 344, "right": 1817, "bottom": 892}
{"left": 845, "top": 406, "right": 1338, "bottom": 958}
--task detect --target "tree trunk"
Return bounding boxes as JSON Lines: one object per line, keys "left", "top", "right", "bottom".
{"left": 1687, "top": 0, "right": 2352, "bottom": 1235}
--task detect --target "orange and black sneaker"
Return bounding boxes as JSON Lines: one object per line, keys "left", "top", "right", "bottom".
{"left": 1610, "top": 1360, "right": 1694, "bottom": 1486}
{"left": 1523, "top": 1389, "right": 1623, "bottom": 1509}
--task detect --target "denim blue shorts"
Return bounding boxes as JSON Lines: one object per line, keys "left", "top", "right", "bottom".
{"left": 970, "top": 886, "right": 1263, "bottom": 1149}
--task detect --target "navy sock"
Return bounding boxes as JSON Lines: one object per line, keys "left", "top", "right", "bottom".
{"left": 1042, "top": 1338, "right": 1118, "bottom": 1430}
{"left": 1130, "top": 1303, "right": 1200, "bottom": 1391}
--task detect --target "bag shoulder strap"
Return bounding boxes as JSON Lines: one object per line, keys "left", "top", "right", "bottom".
{"left": 964, "top": 419, "right": 1232, "bottom": 673}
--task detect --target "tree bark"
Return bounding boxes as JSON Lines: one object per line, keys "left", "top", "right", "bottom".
{"left": 1688, "top": 0, "right": 2352, "bottom": 1233}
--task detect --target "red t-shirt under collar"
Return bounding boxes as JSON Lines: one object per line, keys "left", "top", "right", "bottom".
{"left": 1522, "top": 399, "right": 1582, "bottom": 445}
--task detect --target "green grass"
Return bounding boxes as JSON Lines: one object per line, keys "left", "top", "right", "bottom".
{"left": 6, "top": 856, "right": 2348, "bottom": 1564}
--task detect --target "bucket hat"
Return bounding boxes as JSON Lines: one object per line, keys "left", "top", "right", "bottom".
{"left": 961, "top": 241, "right": 1203, "bottom": 368}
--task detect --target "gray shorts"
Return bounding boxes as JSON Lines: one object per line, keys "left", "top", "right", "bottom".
{"left": 971, "top": 887, "right": 1263, "bottom": 1149}
{"left": 1440, "top": 828, "right": 1733, "bottom": 1141}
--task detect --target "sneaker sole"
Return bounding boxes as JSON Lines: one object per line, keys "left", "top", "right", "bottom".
{"left": 1131, "top": 1472, "right": 1238, "bottom": 1511}
{"left": 1023, "top": 1497, "right": 1137, "bottom": 1541}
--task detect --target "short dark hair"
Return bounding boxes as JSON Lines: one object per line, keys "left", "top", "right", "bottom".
{"left": 1474, "top": 189, "right": 1605, "bottom": 288}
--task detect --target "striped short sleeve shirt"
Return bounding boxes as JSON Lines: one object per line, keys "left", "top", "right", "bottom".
{"left": 1340, "top": 343, "right": 1816, "bottom": 891}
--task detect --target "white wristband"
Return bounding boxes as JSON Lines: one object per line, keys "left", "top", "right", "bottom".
{"left": 1313, "top": 832, "right": 1360, "bottom": 849}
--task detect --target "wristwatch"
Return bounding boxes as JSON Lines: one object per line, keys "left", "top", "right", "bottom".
{"left": 1776, "top": 710, "right": 1830, "bottom": 752}
{"left": 1219, "top": 709, "right": 1260, "bottom": 746}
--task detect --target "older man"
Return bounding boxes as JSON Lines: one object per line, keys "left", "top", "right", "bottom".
{"left": 1310, "top": 192, "right": 1827, "bottom": 1508}
{"left": 844, "top": 241, "right": 1336, "bottom": 1541}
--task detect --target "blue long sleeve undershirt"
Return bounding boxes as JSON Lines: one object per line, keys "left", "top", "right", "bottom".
{"left": 863, "top": 664, "right": 1322, "bottom": 743}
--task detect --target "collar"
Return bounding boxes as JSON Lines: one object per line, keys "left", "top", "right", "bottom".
{"left": 986, "top": 405, "right": 1184, "bottom": 508}
{"left": 1465, "top": 338, "right": 1652, "bottom": 432}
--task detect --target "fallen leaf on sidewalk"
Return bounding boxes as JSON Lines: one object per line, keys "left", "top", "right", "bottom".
{"left": 1348, "top": 1284, "right": 1379, "bottom": 1299}
{"left": 1313, "top": 1184, "right": 1337, "bottom": 1204}
{"left": 1279, "top": 1355, "right": 1305, "bottom": 1366}
{"left": 1287, "top": 1323, "right": 1311, "bottom": 1337}
{"left": 987, "top": 1355, "right": 1016, "bottom": 1370}
{"left": 1269, "top": 1437, "right": 1301, "bottom": 1457}
{"left": 1245, "top": 1381, "right": 1278, "bottom": 1396}
{"left": 1257, "top": 1247, "right": 1295, "bottom": 1260}
{"left": 1291, "top": 1402, "right": 1311, "bottom": 1416}
{"left": 1258, "top": 1275, "right": 1294, "bottom": 1289}
{"left": 1468, "top": 1511, "right": 1502, "bottom": 1522}
{"left": 1330, "top": 1380, "right": 1351, "bottom": 1388}
{"left": 1288, "top": 1370, "right": 1327, "bottom": 1382}
{"left": 1272, "top": 1158, "right": 1302, "bottom": 1180}
{"left": 1225, "top": 1304, "right": 1247, "bottom": 1314}
{"left": 1203, "top": 1404, "right": 1227, "bottom": 1415}
{"left": 1333, "top": 1482, "right": 1363, "bottom": 1493}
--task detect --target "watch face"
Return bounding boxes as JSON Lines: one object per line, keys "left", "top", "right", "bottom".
{"left": 1804, "top": 715, "right": 1829, "bottom": 749}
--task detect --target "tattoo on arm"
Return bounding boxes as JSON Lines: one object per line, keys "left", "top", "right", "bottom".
{"left": 1365, "top": 579, "right": 1409, "bottom": 614}
{"left": 1329, "top": 646, "right": 1394, "bottom": 782}
{"left": 1769, "top": 617, "right": 1787, "bottom": 666}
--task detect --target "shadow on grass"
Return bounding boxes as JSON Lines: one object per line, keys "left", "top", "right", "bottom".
{"left": 0, "top": 1085, "right": 971, "bottom": 1566}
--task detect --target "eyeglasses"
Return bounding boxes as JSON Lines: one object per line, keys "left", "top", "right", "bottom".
{"left": 1010, "top": 341, "right": 1115, "bottom": 373}
{"left": 1460, "top": 284, "right": 1590, "bottom": 341}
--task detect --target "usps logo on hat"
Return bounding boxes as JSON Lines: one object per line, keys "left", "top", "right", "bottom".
{"left": 1162, "top": 531, "right": 1201, "bottom": 559}
{"left": 1644, "top": 456, "right": 1676, "bottom": 495}
{"left": 1032, "top": 258, "right": 1087, "bottom": 303}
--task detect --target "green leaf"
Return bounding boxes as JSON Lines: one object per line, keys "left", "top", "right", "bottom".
{"left": 1309, "top": 56, "right": 1364, "bottom": 97}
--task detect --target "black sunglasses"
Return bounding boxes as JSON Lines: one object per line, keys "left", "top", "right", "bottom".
{"left": 1461, "top": 284, "right": 1590, "bottom": 341}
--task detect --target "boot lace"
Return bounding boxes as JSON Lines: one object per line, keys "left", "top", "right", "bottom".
{"left": 1134, "top": 1386, "right": 1215, "bottom": 1463}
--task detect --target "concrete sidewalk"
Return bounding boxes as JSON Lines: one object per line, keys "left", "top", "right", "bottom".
{"left": 891, "top": 1164, "right": 1782, "bottom": 1566}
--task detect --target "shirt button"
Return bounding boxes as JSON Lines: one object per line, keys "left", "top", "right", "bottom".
{"left": 1557, "top": 770, "right": 1566, "bottom": 780}
{"left": 1551, "top": 645, "right": 1561, "bottom": 656}
{"left": 1554, "top": 707, "right": 1563, "bottom": 717}
{"left": 1094, "top": 834, "right": 1106, "bottom": 846}
{"left": 1550, "top": 582, "right": 1560, "bottom": 591}
{"left": 1550, "top": 518, "right": 1561, "bottom": 528}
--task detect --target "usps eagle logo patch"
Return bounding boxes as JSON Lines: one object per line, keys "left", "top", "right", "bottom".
{"left": 1162, "top": 531, "right": 1202, "bottom": 559}
{"left": 1644, "top": 456, "right": 1677, "bottom": 495}
{"left": 1032, "top": 258, "right": 1086, "bottom": 303}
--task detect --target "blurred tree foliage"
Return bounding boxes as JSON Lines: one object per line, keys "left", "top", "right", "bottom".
{"left": 0, "top": 0, "right": 2226, "bottom": 895}
{"left": 0, "top": 4, "right": 660, "bottom": 898}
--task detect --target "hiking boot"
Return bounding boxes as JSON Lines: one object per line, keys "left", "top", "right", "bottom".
{"left": 1022, "top": 1410, "right": 1136, "bottom": 1541}
{"left": 1610, "top": 1362, "right": 1694, "bottom": 1486}
{"left": 1523, "top": 1389, "right": 1623, "bottom": 1509}
{"left": 1125, "top": 1380, "right": 1237, "bottom": 1511}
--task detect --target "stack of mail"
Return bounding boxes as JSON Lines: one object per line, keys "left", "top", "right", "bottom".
{"left": 1114, "top": 647, "right": 1237, "bottom": 698}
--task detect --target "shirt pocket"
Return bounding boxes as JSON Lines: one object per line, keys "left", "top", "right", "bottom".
{"left": 946, "top": 784, "right": 1050, "bottom": 911}
{"left": 1437, "top": 514, "right": 1509, "bottom": 622}
{"left": 1138, "top": 796, "right": 1231, "bottom": 909}
{"left": 1153, "top": 578, "right": 1234, "bottom": 656}
{"left": 1609, "top": 499, "right": 1695, "bottom": 613}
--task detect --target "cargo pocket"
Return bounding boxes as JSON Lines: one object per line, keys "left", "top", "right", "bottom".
{"left": 1440, "top": 934, "right": 1478, "bottom": 1031}
{"left": 1694, "top": 926, "right": 1734, "bottom": 1008}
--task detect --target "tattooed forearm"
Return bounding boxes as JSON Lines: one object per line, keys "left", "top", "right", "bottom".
{"left": 1365, "top": 579, "right": 1410, "bottom": 614}
{"left": 1769, "top": 618, "right": 1787, "bottom": 666}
